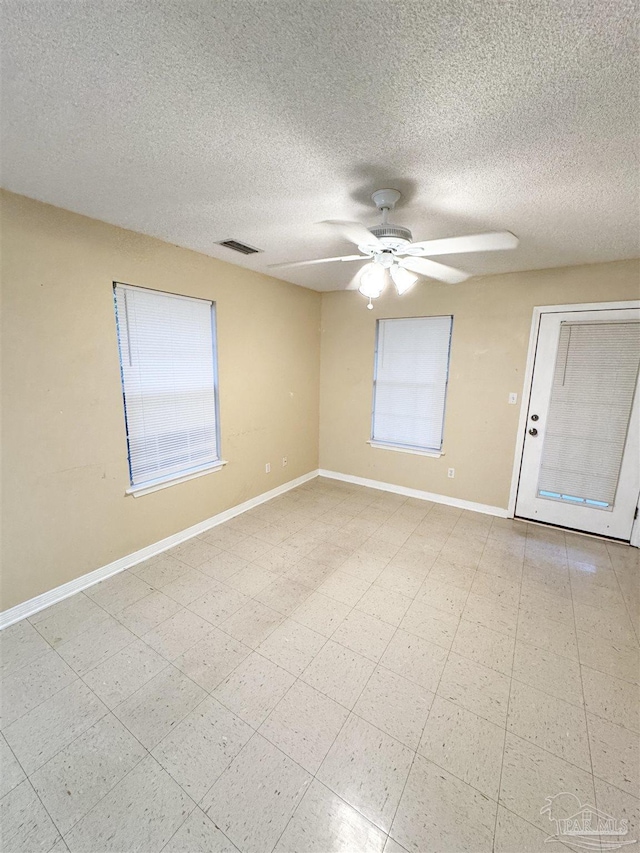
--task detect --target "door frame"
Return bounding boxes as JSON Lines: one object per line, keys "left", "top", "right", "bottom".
{"left": 508, "top": 299, "right": 640, "bottom": 544}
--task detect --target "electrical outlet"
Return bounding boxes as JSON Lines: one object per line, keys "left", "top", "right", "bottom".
{"left": 508, "top": 392, "right": 518, "bottom": 405}
{"left": 447, "top": 468, "right": 455, "bottom": 478}
{"left": 282, "top": 456, "right": 288, "bottom": 467}
{"left": 265, "top": 463, "right": 271, "bottom": 473}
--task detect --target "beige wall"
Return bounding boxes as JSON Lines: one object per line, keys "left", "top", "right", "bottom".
{"left": 1, "top": 191, "right": 321, "bottom": 610}
{"left": 319, "top": 259, "right": 640, "bottom": 509}
{"left": 2, "top": 189, "right": 638, "bottom": 612}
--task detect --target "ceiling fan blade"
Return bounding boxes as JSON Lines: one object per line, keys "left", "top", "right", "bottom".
{"left": 320, "top": 220, "right": 382, "bottom": 248}
{"left": 401, "top": 256, "right": 470, "bottom": 284}
{"left": 268, "top": 254, "right": 364, "bottom": 269}
{"left": 403, "top": 231, "right": 519, "bottom": 257}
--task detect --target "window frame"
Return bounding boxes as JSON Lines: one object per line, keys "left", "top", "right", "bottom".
{"left": 113, "top": 282, "right": 226, "bottom": 497}
{"left": 369, "top": 315, "right": 453, "bottom": 457}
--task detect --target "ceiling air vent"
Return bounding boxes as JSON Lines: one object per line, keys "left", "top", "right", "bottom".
{"left": 217, "top": 239, "right": 262, "bottom": 255}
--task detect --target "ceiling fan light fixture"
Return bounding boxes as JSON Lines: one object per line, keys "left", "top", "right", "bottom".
{"left": 390, "top": 265, "right": 418, "bottom": 295}
{"left": 375, "top": 251, "right": 395, "bottom": 269}
{"left": 358, "top": 263, "right": 386, "bottom": 299}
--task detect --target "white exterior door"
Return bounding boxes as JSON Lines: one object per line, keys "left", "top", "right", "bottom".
{"left": 515, "top": 308, "right": 640, "bottom": 539}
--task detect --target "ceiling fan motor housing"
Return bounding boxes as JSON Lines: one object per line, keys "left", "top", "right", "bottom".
{"left": 367, "top": 223, "right": 413, "bottom": 250}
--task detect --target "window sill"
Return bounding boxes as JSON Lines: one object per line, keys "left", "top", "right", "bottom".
{"left": 367, "top": 441, "right": 443, "bottom": 459}
{"left": 126, "top": 460, "right": 228, "bottom": 497}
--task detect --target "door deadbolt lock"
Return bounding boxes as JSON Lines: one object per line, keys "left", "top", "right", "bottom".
{"left": 528, "top": 428, "right": 538, "bottom": 436}
{"left": 531, "top": 414, "right": 539, "bottom": 421}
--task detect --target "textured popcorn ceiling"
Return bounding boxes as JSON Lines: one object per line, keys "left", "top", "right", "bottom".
{"left": 1, "top": 1, "right": 638, "bottom": 291}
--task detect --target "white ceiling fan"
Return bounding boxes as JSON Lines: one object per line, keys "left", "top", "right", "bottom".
{"left": 270, "top": 189, "right": 519, "bottom": 307}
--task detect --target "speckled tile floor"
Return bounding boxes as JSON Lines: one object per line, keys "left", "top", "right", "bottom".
{"left": 1, "top": 477, "right": 638, "bottom": 853}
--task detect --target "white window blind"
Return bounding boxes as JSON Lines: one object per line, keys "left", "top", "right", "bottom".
{"left": 372, "top": 316, "right": 453, "bottom": 452}
{"left": 538, "top": 320, "right": 640, "bottom": 509}
{"left": 114, "top": 283, "right": 220, "bottom": 491}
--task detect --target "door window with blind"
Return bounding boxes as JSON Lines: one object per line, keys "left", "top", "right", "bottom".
{"left": 371, "top": 316, "right": 453, "bottom": 454}
{"left": 537, "top": 320, "right": 640, "bottom": 509}
{"left": 113, "top": 283, "right": 222, "bottom": 496}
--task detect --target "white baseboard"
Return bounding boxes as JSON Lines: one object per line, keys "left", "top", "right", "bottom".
{"left": 0, "top": 470, "right": 319, "bottom": 630}
{"left": 318, "top": 469, "right": 509, "bottom": 518}
{"left": 2, "top": 467, "right": 509, "bottom": 630}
